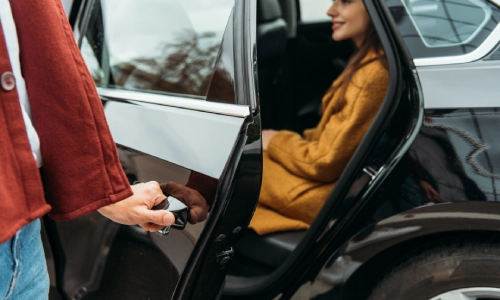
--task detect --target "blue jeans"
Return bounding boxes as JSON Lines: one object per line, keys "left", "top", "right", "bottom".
{"left": 0, "top": 219, "right": 49, "bottom": 300}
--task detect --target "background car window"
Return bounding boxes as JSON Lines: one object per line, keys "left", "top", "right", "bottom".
{"left": 298, "top": 0, "right": 331, "bottom": 22}
{"left": 61, "top": 0, "right": 72, "bottom": 16}
{"left": 386, "top": 0, "right": 500, "bottom": 59}
{"left": 80, "top": 0, "right": 234, "bottom": 99}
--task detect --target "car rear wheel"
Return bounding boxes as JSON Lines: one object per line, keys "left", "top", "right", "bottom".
{"left": 367, "top": 236, "right": 500, "bottom": 300}
{"left": 430, "top": 287, "right": 500, "bottom": 300}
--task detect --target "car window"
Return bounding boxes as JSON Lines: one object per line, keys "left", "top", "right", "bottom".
{"left": 80, "top": 0, "right": 234, "bottom": 99}
{"left": 61, "top": 0, "right": 73, "bottom": 16}
{"left": 385, "top": 0, "right": 500, "bottom": 59}
{"left": 298, "top": 0, "right": 331, "bottom": 22}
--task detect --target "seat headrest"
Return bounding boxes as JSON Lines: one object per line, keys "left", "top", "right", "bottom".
{"left": 257, "top": 0, "right": 283, "bottom": 23}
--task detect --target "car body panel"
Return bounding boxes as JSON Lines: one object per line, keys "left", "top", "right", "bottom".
{"left": 308, "top": 202, "right": 500, "bottom": 299}
{"left": 418, "top": 61, "right": 500, "bottom": 109}
{"left": 104, "top": 99, "right": 245, "bottom": 179}
{"left": 44, "top": 151, "right": 213, "bottom": 299}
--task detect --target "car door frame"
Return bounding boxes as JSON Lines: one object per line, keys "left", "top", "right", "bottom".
{"left": 221, "top": 0, "right": 425, "bottom": 298}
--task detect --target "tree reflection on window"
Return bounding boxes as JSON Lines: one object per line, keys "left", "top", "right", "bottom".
{"left": 111, "top": 30, "right": 219, "bottom": 97}
{"left": 79, "top": 0, "right": 233, "bottom": 99}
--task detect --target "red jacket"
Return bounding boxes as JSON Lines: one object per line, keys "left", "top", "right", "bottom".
{"left": 0, "top": 0, "right": 133, "bottom": 244}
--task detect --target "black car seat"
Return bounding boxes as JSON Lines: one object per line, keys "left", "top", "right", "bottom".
{"left": 256, "top": 0, "right": 288, "bottom": 128}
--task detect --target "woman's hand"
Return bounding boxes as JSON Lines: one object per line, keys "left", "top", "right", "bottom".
{"left": 98, "top": 181, "right": 175, "bottom": 232}
{"left": 419, "top": 180, "right": 440, "bottom": 202}
{"left": 262, "top": 129, "right": 279, "bottom": 150}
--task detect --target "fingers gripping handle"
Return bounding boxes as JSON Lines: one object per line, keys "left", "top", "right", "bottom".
{"left": 152, "top": 195, "right": 190, "bottom": 236}
{"left": 133, "top": 181, "right": 189, "bottom": 236}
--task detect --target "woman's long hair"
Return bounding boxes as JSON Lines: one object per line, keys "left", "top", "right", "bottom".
{"left": 327, "top": 24, "right": 388, "bottom": 113}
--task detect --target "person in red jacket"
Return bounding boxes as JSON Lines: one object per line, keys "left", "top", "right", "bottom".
{"left": 0, "top": 0, "right": 210, "bottom": 298}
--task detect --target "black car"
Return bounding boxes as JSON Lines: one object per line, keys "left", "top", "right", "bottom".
{"left": 44, "top": 0, "right": 500, "bottom": 299}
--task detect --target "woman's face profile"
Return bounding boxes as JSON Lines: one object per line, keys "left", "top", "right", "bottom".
{"left": 327, "top": 0, "right": 371, "bottom": 47}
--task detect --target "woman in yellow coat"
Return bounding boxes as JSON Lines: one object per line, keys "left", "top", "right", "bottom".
{"left": 249, "top": 0, "right": 389, "bottom": 235}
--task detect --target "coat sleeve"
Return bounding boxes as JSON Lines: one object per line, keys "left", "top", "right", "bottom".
{"left": 266, "top": 67, "right": 388, "bottom": 183}
{"left": 302, "top": 128, "right": 316, "bottom": 141}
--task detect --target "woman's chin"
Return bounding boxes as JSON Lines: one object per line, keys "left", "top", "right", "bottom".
{"left": 332, "top": 33, "right": 346, "bottom": 42}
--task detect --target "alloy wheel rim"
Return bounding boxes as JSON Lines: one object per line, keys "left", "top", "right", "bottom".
{"left": 430, "top": 287, "right": 500, "bottom": 300}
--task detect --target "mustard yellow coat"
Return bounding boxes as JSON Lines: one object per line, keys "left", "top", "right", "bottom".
{"left": 249, "top": 51, "right": 389, "bottom": 235}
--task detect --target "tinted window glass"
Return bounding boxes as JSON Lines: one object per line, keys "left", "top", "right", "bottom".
{"left": 386, "top": 0, "right": 500, "bottom": 59}
{"left": 80, "top": 0, "right": 234, "bottom": 99}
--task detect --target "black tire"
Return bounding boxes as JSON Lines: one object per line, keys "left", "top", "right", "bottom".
{"left": 368, "top": 236, "right": 500, "bottom": 300}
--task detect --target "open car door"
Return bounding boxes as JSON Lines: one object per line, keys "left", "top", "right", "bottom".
{"left": 43, "top": 1, "right": 261, "bottom": 299}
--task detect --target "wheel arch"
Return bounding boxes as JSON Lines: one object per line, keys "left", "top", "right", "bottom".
{"left": 319, "top": 202, "right": 500, "bottom": 299}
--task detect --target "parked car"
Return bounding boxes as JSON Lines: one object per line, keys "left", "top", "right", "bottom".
{"left": 44, "top": 0, "right": 500, "bottom": 299}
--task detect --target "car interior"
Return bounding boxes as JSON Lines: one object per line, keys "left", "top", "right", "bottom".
{"left": 258, "top": 0, "right": 353, "bottom": 133}
{"left": 224, "top": 0, "right": 358, "bottom": 289}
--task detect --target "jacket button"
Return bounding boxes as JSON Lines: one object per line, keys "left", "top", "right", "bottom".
{"left": 1, "top": 72, "right": 16, "bottom": 91}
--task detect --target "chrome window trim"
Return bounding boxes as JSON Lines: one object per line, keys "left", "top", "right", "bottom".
{"left": 248, "top": 0, "right": 258, "bottom": 111}
{"left": 97, "top": 88, "right": 250, "bottom": 118}
{"left": 414, "top": 22, "right": 500, "bottom": 66}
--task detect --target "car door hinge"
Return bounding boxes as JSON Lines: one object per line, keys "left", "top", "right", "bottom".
{"left": 216, "top": 247, "right": 234, "bottom": 266}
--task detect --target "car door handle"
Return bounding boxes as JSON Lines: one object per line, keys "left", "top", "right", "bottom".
{"left": 152, "top": 195, "right": 190, "bottom": 236}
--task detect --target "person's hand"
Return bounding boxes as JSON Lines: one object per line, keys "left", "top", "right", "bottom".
{"left": 262, "top": 129, "right": 279, "bottom": 150}
{"left": 98, "top": 181, "right": 175, "bottom": 232}
{"left": 419, "top": 180, "right": 440, "bottom": 202}
{"left": 160, "top": 181, "right": 209, "bottom": 224}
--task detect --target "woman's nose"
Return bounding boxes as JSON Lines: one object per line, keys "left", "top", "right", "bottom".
{"left": 327, "top": 1, "right": 337, "bottom": 17}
